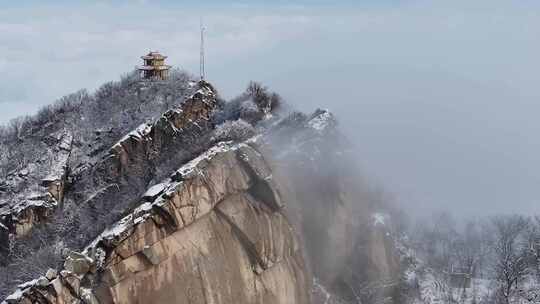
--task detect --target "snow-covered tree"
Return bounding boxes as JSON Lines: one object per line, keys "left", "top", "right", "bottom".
{"left": 490, "top": 215, "right": 530, "bottom": 304}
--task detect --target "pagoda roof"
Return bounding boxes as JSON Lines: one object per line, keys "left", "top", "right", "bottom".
{"left": 141, "top": 51, "right": 167, "bottom": 60}
{"left": 138, "top": 65, "right": 171, "bottom": 71}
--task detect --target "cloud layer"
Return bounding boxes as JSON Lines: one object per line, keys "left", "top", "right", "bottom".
{"left": 2, "top": 1, "right": 540, "bottom": 216}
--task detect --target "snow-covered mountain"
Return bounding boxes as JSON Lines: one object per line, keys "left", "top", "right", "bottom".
{"left": 0, "top": 72, "right": 402, "bottom": 304}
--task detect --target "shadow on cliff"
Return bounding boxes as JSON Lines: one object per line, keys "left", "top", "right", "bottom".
{"left": 259, "top": 107, "right": 408, "bottom": 304}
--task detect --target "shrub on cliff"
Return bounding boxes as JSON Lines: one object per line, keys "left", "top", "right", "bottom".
{"left": 219, "top": 81, "right": 283, "bottom": 125}
{"left": 212, "top": 119, "right": 256, "bottom": 143}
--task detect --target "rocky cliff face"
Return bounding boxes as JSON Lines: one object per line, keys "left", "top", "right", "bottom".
{"left": 0, "top": 130, "right": 72, "bottom": 237}
{"left": 2, "top": 141, "right": 309, "bottom": 304}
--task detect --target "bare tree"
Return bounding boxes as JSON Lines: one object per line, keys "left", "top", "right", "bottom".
{"left": 453, "top": 219, "right": 492, "bottom": 278}
{"left": 246, "top": 81, "right": 281, "bottom": 114}
{"left": 414, "top": 212, "right": 458, "bottom": 273}
{"left": 490, "top": 215, "right": 530, "bottom": 304}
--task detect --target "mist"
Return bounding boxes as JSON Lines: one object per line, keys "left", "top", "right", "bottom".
{"left": 209, "top": 2, "right": 540, "bottom": 217}
{"left": 272, "top": 65, "right": 540, "bottom": 217}
{"left": 1, "top": 0, "right": 540, "bottom": 217}
{"left": 3, "top": 2, "right": 540, "bottom": 303}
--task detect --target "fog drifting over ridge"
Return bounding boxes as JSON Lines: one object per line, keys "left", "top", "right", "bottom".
{"left": 1, "top": 0, "right": 540, "bottom": 216}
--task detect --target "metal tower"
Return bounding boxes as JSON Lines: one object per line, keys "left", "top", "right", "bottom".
{"left": 200, "top": 19, "right": 206, "bottom": 81}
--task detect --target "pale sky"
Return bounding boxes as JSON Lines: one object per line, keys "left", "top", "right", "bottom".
{"left": 1, "top": 0, "right": 540, "bottom": 216}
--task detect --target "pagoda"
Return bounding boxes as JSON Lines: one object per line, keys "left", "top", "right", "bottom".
{"left": 138, "top": 51, "right": 171, "bottom": 80}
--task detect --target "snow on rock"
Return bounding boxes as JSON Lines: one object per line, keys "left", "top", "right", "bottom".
{"left": 84, "top": 139, "right": 255, "bottom": 258}
{"left": 2, "top": 278, "right": 40, "bottom": 304}
{"left": 41, "top": 150, "right": 70, "bottom": 185}
{"left": 84, "top": 208, "right": 145, "bottom": 253}
{"left": 3, "top": 288, "right": 23, "bottom": 303}
{"left": 307, "top": 109, "right": 336, "bottom": 132}
{"left": 112, "top": 122, "right": 152, "bottom": 150}
{"left": 0, "top": 190, "right": 58, "bottom": 236}
{"left": 312, "top": 278, "right": 332, "bottom": 304}
{"left": 17, "top": 279, "right": 39, "bottom": 290}
{"left": 111, "top": 80, "right": 217, "bottom": 155}
{"left": 142, "top": 183, "right": 168, "bottom": 201}
{"left": 127, "top": 122, "right": 152, "bottom": 141}
{"left": 80, "top": 287, "right": 99, "bottom": 304}
{"left": 241, "top": 100, "right": 259, "bottom": 112}
{"left": 0, "top": 131, "right": 72, "bottom": 236}
{"left": 371, "top": 212, "right": 389, "bottom": 227}
{"left": 193, "top": 80, "right": 216, "bottom": 100}
{"left": 58, "top": 132, "right": 73, "bottom": 151}
{"left": 173, "top": 141, "right": 235, "bottom": 178}
{"left": 0, "top": 194, "right": 55, "bottom": 215}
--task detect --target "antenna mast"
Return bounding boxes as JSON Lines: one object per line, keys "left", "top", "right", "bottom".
{"left": 200, "top": 19, "right": 206, "bottom": 81}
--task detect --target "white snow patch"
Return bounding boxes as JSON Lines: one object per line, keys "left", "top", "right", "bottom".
{"left": 313, "top": 278, "right": 332, "bottom": 304}
{"left": 307, "top": 109, "right": 334, "bottom": 131}
{"left": 112, "top": 122, "right": 152, "bottom": 150}
{"left": 372, "top": 212, "right": 388, "bottom": 226}
{"left": 3, "top": 278, "right": 39, "bottom": 302}
{"left": 58, "top": 131, "right": 73, "bottom": 151}
{"left": 134, "top": 202, "right": 153, "bottom": 214}
{"left": 42, "top": 151, "right": 70, "bottom": 183}
{"left": 100, "top": 215, "right": 134, "bottom": 239}
{"left": 263, "top": 112, "right": 274, "bottom": 120}
{"left": 143, "top": 183, "right": 168, "bottom": 199}
{"left": 0, "top": 195, "right": 57, "bottom": 218}
{"left": 174, "top": 141, "right": 235, "bottom": 178}
{"left": 4, "top": 288, "right": 23, "bottom": 301}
